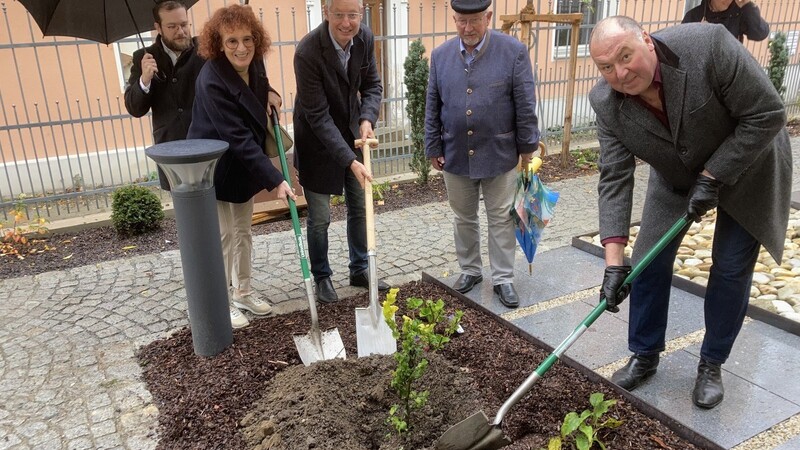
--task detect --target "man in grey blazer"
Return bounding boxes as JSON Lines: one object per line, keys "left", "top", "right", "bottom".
{"left": 293, "top": 0, "right": 389, "bottom": 304}
{"left": 425, "top": 0, "right": 540, "bottom": 308}
{"left": 589, "top": 16, "right": 791, "bottom": 409}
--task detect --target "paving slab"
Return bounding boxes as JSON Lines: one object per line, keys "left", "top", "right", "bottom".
{"left": 684, "top": 319, "right": 800, "bottom": 407}
{"left": 506, "top": 286, "right": 707, "bottom": 369}
{"left": 439, "top": 246, "right": 605, "bottom": 315}
{"left": 775, "top": 435, "right": 800, "bottom": 450}
{"left": 628, "top": 350, "right": 800, "bottom": 449}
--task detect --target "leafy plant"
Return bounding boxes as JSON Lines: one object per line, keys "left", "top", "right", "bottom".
{"left": 111, "top": 185, "right": 164, "bottom": 236}
{"left": 330, "top": 194, "right": 346, "bottom": 206}
{"left": 1, "top": 195, "right": 50, "bottom": 260}
{"left": 570, "top": 147, "right": 599, "bottom": 170}
{"left": 403, "top": 39, "right": 431, "bottom": 184}
{"left": 382, "top": 288, "right": 463, "bottom": 434}
{"left": 768, "top": 31, "right": 789, "bottom": 97}
{"left": 545, "top": 392, "right": 623, "bottom": 450}
{"left": 372, "top": 180, "right": 391, "bottom": 202}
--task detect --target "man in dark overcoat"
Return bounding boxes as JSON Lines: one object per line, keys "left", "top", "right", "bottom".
{"left": 589, "top": 16, "right": 791, "bottom": 409}
{"left": 124, "top": 0, "right": 204, "bottom": 190}
{"left": 293, "top": 0, "right": 389, "bottom": 304}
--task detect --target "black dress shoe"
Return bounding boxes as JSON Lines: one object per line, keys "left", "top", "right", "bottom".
{"left": 611, "top": 354, "right": 659, "bottom": 391}
{"left": 693, "top": 359, "right": 724, "bottom": 409}
{"left": 349, "top": 272, "right": 390, "bottom": 291}
{"left": 315, "top": 277, "right": 339, "bottom": 304}
{"left": 453, "top": 274, "right": 483, "bottom": 294}
{"left": 493, "top": 283, "right": 519, "bottom": 308}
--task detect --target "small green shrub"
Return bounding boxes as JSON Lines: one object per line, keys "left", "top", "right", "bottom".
{"left": 768, "top": 31, "right": 789, "bottom": 97}
{"left": 330, "top": 194, "right": 346, "bottom": 206}
{"left": 404, "top": 39, "right": 431, "bottom": 184}
{"left": 570, "top": 147, "right": 599, "bottom": 170}
{"left": 382, "top": 288, "right": 463, "bottom": 434}
{"left": 111, "top": 185, "right": 164, "bottom": 236}
{"left": 545, "top": 392, "right": 623, "bottom": 450}
{"left": 372, "top": 181, "right": 391, "bottom": 202}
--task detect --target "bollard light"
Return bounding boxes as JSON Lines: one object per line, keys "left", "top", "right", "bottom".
{"left": 146, "top": 139, "right": 232, "bottom": 357}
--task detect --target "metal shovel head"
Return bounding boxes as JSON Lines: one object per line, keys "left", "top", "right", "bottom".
{"left": 435, "top": 411, "right": 511, "bottom": 450}
{"left": 355, "top": 306, "right": 397, "bottom": 357}
{"left": 292, "top": 327, "right": 346, "bottom": 366}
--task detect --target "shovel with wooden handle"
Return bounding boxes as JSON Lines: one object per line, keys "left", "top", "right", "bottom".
{"left": 354, "top": 138, "right": 397, "bottom": 358}
{"left": 270, "top": 107, "right": 345, "bottom": 366}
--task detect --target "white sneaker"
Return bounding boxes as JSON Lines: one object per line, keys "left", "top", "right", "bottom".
{"left": 229, "top": 305, "right": 250, "bottom": 329}
{"left": 232, "top": 292, "right": 273, "bottom": 316}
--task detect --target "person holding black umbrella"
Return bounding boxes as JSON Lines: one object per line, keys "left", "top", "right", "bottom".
{"left": 124, "top": 0, "right": 205, "bottom": 191}
{"left": 188, "top": 4, "right": 295, "bottom": 329}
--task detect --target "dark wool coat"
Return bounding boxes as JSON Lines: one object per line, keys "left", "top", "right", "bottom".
{"left": 187, "top": 57, "right": 284, "bottom": 203}
{"left": 124, "top": 36, "right": 205, "bottom": 190}
{"left": 292, "top": 22, "right": 383, "bottom": 195}
{"left": 589, "top": 23, "right": 792, "bottom": 262}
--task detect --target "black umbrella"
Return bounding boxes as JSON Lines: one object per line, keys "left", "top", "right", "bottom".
{"left": 17, "top": 0, "right": 198, "bottom": 47}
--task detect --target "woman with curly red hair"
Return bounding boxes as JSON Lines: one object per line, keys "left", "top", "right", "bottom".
{"left": 188, "top": 4, "right": 295, "bottom": 329}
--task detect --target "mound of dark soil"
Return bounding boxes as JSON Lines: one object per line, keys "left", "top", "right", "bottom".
{"left": 137, "top": 281, "right": 698, "bottom": 450}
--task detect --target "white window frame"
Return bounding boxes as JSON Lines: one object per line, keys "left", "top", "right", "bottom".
{"left": 114, "top": 34, "right": 156, "bottom": 93}
{"left": 553, "top": 0, "right": 617, "bottom": 59}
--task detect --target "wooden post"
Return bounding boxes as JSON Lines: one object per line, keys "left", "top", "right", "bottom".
{"left": 499, "top": 8, "right": 584, "bottom": 169}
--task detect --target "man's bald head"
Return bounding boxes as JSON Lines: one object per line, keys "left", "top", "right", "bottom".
{"left": 590, "top": 16, "right": 645, "bottom": 47}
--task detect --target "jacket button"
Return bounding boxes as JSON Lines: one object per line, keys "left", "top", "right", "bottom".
{"left": 468, "top": 149, "right": 475, "bottom": 156}
{"left": 467, "top": 130, "right": 473, "bottom": 136}
{"left": 466, "top": 109, "right": 472, "bottom": 116}
{"left": 172, "top": 78, "right": 178, "bottom": 83}
{"left": 466, "top": 88, "right": 473, "bottom": 94}
{"left": 178, "top": 108, "right": 184, "bottom": 113}
{"left": 680, "top": 147, "right": 688, "bottom": 155}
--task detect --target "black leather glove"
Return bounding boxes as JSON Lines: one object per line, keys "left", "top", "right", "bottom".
{"left": 687, "top": 174, "right": 723, "bottom": 223}
{"left": 601, "top": 265, "right": 632, "bottom": 313}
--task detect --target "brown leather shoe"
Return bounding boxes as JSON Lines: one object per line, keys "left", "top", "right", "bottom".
{"left": 611, "top": 354, "right": 659, "bottom": 391}
{"left": 693, "top": 359, "right": 724, "bottom": 409}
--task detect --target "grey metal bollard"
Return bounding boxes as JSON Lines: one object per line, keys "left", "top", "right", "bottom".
{"left": 145, "top": 139, "right": 232, "bottom": 357}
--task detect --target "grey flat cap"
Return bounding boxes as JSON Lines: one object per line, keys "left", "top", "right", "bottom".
{"left": 451, "top": 0, "right": 491, "bottom": 14}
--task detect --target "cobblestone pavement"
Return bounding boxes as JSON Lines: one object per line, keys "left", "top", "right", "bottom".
{"left": 1, "top": 138, "right": 799, "bottom": 449}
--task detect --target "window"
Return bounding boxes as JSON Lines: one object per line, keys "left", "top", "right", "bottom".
{"left": 114, "top": 34, "right": 155, "bottom": 93}
{"left": 553, "top": 0, "right": 616, "bottom": 59}
{"left": 684, "top": 0, "right": 702, "bottom": 14}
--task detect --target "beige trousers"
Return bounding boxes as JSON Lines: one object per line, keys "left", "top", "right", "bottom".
{"left": 443, "top": 168, "right": 517, "bottom": 285}
{"left": 216, "top": 199, "right": 254, "bottom": 294}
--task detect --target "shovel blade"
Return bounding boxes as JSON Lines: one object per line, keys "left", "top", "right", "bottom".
{"left": 355, "top": 306, "right": 397, "bottom": 357}
{"left": 293, "top": 328, "right": 346, "bottom": 366}
{"left": 435, "top": 411, "right": 511, "bottom": 450}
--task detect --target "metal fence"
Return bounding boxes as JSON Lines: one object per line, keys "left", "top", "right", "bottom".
{"left": 2, "top": 0, "right": 800, "bottom": 221}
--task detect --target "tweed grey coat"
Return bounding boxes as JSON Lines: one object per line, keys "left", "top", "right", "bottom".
{"left": 589, "top": 23, "right": 792, "bottom": 262}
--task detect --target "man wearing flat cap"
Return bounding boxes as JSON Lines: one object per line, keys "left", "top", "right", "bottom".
{"left": 425, "top": 0, "right": 540, "bottom": 308}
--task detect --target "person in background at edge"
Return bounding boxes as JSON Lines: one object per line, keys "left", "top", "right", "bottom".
{"left": 682, "top": 0, "right": 769, "bottom": 42}
{"left": 292, "top": 0, "right": 390, "bottom": 305}
{"left": 424, "top": 0, "right": 540, "bottom": 308}
{"left": 188, "top": 4, "right": 295, "bottom": 328}
{"left": 589, "top": 16, "right": 790, "bottom": 409}
{"left": 124, "top": 0, "right": 205, "bottom": 191}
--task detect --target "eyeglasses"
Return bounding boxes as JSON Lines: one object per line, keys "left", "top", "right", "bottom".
{"left": 329, "top": 12, "right": 362, "bottom": 21}
{"left": 163, "top": 22, "right": 190, "bottom": 33}
{"left": 224, "top": 36, "right": 255, "bottom": 50}
{"left": 455, "top": 16, "right": 486, "bottom": 27}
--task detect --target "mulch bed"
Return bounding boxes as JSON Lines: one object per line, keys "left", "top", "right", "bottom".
{"left": 138, "top": 281, "right": 699, "bottom": 450}
{"left": 0, "top": 152, "right": 595, "bottom": 280}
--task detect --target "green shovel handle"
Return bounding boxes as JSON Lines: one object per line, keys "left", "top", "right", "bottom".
{"left": 536, "top": 214, "right": 691, "bottom": 377}
{"left": 271, "top": 106, "right": 311, "bottom": 281}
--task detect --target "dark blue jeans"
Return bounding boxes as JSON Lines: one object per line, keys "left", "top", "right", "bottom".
{"left": 629, "top": 208, "right": 759, "bottom": 364}
{"left": 304, "top": 169, "right": 367, "bottom": 282}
